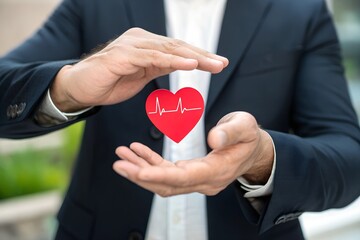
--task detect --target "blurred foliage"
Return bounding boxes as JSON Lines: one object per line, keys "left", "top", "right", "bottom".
{"left": 61, "top": 121, "right": 84, "bottom": 169}
{"left": 0, "top": 149, "right": 66, "bottom": 200}
{"left": 344, "top": 58, "right": 360, "bottom": 82}
{"left": 333, "top": 0, "right": 360, "bottom": 21}
{"left": 0, "top": 122, "right": 84, "bottom": 200}
{"left": 333, "top": 0, "right": 360, "bottom": 82}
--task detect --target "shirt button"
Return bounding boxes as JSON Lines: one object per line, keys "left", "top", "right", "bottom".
{"left": 149, "top": 126, "right": 163, "bottom": 140}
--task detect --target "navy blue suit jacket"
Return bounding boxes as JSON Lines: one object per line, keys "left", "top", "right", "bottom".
{"left": 1, "top": 0, "right": 360, "bottom": 239}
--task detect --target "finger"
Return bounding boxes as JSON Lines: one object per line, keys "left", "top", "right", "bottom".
{"left": 117, "top": 146, "right": 213, "bottom": 186}
{"left": 207, "top": 112, "right": 259, "bottom": 149}
{"left": 129, "top": 142, "right": 166, "bottom": 166}
{"left": 115, "top": 146, "right": 151, "bottom": 167}
{"left": 138, "top": 159, "right": 211, "bottom": 187}
{"left": 113, "top": 159, "right": 204, "bottom": 196}
{"left": 120, "top": 173, "right": 210, "bottom": 197}
{"left": 133, "top": 38, "right": 228, "bottom": 73}
{"left": 115, "top": 27, "right": 229, "bottom": 71}
{"left": 148, "top": 183, "right": 214, "bottom": 197}
{"left": 113, "top": 159, "right": 141, "bottom": 178}
{"left": 123, "top": 28, "right": 229, "bottom": 66}
{"left": 112, "top": 47, "right": 200, "bottom": 73}
{"left": 114, "top": 157, "right": 226, "bottom": 196}
{"left": 131, "top": 170, "right": 223, "bottom": 197}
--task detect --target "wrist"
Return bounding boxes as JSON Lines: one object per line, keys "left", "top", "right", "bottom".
{"left": 243, "top": 130, "right": 274, "bottom": 185}
{"left": 50, "top": 65, "right": 90, "bottom": 112}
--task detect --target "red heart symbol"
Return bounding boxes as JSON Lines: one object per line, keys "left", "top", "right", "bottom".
{"left": 146, "top": 87, "right": 205, "bottom": 143}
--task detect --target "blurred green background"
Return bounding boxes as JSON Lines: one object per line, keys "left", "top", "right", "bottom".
{"left": 0, "top": 122, "right": 84, "bottom": 200}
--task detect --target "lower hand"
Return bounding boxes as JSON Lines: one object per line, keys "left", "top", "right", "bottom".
{"left": 113, "top": 112, "right": 274, "bottom": 197}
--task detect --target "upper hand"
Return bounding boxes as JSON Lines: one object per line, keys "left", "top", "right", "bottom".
{"left": 113, "top": 112, "right": 274, "bottom": 197}
{"left": 50, "top": 27, "right": 228, "bottom": 112}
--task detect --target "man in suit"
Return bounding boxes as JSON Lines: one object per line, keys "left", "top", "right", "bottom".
{"left": 1, "top": 0, "right": 360, "bottom": 239}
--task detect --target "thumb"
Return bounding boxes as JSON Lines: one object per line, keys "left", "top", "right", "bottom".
{"left": 207, "top": 112, "right": 258, "bottom": 149}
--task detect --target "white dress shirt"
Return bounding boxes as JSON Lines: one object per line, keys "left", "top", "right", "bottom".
{"left": 146, "top": 1, "right": 227, "bottom": 239}
{"left": 38, "top": 0, "right": 276, "bottom": 239}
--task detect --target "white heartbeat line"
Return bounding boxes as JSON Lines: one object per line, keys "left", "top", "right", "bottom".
{"left": 148, "top": 97, "right": 202, "bottom": 116}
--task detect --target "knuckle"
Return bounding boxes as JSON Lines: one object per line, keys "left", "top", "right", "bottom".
{"left": 173, "top": 39, "right": 185, "bottom": 46}
{"left": 125, "top": 27, "right": 143, "bottom": 35}
{"left": 133, "top": 172, "right": 143, "bottom": 182}
{"left": 242, "top": 112, "right": 258, "bottom": 128}
{"left": 137, "top": 171, "right": 150, "bottom": 181}
{"left": 149, "top": 49, "right": 160, "bottom": 58}
{"left": 218, "top": 112, "right": 236, "bottom": 124}
{"left": 163, "top": 39, "right": 182, "bottom": 52}
{"left": 150, "top": 53, "right": 166, "bottom": 68}
{"left": 234, "top": 112, "right": 259, "bottom": 139}
{"left": 107, "top": 44, "right": 128, "bottom": 58}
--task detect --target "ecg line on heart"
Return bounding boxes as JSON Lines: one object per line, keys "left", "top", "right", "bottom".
{"left": 148, "top": 97, "right": 202, "bottom": 116}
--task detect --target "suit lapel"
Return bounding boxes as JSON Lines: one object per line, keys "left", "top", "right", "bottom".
{"left": 126, "top": 0, "right": 169, "bottom": 90}
{"left": 206, "top": 0, "right": 272, "bottom": 114}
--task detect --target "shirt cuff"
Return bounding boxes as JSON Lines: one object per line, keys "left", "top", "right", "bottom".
{"left": 37, "top": 89, "right": 93, "bottom": 123}
{"left": 237, "top": 135, "right": 277, "bottom": 198}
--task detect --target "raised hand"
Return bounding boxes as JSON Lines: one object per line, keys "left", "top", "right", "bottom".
{"left": 50, "top": 27, "right": 228, "bottom": 112}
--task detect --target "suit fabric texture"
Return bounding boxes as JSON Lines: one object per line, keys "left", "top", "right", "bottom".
{"left": 1, "top": 0, "right": 360, "bottom": 239}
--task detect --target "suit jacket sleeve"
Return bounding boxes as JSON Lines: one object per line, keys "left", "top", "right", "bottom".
{"left": 0, "top": 0, "right": 91, "bottom": 139}
{"left": 234, "top": 1, "right": 360, "bottom": 234}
